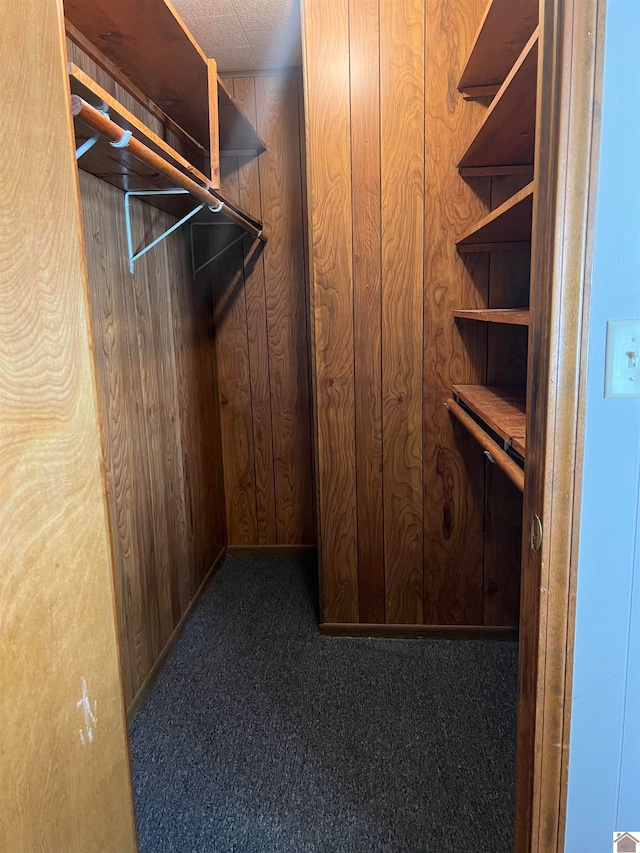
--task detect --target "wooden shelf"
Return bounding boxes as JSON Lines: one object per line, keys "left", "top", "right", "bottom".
{"left": 64, "top": 0, "right": 265, "bottom": 155}
{"left": 457, "top": 182, "right": 534, "bottom": 250}
{"left": 71, "top": 90, "right": 265, "bottom": 239}
{"left": 459, "top": 30, "right": 538, "bottom": 169}
{"left": 453, "top": 308, "right": 530, "bottom": 325}
{"left": 452, "top": 385, "right": 526, "bottom": 456}
{"left": 458, "top": 0, "right": 539, "bottom": 93}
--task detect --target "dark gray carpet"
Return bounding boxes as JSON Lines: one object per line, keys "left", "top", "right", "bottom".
{"left": 130, "top": 556, "right": 518, "bottom": 853}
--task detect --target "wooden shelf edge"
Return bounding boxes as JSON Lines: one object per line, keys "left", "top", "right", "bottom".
{"left": 456, "top": 181, "right": 534, "bottom": 247}
{"left": 451, "top": 384, "right": 526, "bottom": 453}
{"left": 458, "top": 28, "right": 539, "bottom": 170}
{"left": 453, "top": 308, "right": 530, "bottom": 326}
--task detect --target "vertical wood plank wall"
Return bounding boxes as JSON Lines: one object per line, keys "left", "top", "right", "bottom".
{"left": 69, "top": 42, "right": 227, "bottom": 708}
{"left": 210, "top": 73, "right": 315, "bottom": 548}
{"left": 302, "top": 0, "right": 524, "bottom": 629}
{"left": 0, "top": 3, "right": 136, "bottom": 849}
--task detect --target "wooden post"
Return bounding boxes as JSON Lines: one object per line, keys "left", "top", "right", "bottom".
{"left": 0, "top": 1, "right": 137, "bottom": 849}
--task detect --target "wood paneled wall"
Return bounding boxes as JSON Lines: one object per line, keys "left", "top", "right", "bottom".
{"left": 302, "top": 0, "right": 525, "bottom": 629}
{"left": 70, "top": 43, "right": 227, "bottom": 708}
{"left": 0, "top": 4, "right": 136, "bottom": 848}
{"left": 207, "top": 73, "right": 315, "bottom": 548}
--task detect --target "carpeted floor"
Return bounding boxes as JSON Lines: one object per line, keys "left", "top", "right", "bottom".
{"left": 129, "top": 556, "right": 518, "bottom": 853}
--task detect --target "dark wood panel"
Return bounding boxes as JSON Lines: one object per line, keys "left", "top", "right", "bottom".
{"left": 380, "top": 0, "right": 425, "bottom": 624}
{"left": 302, "top": 0, "right": 359, "bottom": 621}
{"left": 423, "top": 0, "right": 489, "bottom": 626}
{"left": 256, "top": 75, "right": 315, "bottom": 546}
{"left": 80, "top": 170, "right": 225, "bottom": 707}
{"left": 211, "top": 158, "right": 259, "bottom": 546}
{"left": 349, "top": 0, "right": 385, "bottom": 624}
{"left": 232, "top": 78, "right": 278, "bottom": 546}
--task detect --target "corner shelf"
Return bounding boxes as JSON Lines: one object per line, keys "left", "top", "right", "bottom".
{"left": 453, "top": 308, "right": 530, "bottom": 326}
{"left": 458, "top": 0, "right": 539, "bottom": 96}
{"left": 457, "top": 181, "right": 534, "bottom": 251}
{"left": 217, "top": 77, "right": 267, "bottom": 153}
{"left": 459, "top": 29, "right": 538, "bottom": 170}
{"left": 452, "top": 385, "right": 526, "bottom": 457}
{"left": 64, "top": 0, "right": 265, "bottom": 156}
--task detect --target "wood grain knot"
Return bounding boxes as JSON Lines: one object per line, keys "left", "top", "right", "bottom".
{"left": 99, "top": 31, "right": 125, "bottom": 44}
{"left": 327, "top": 378, "right": 335, "bottom": 388}
{"left": 220, "top": 395, "right": 229, "bottom": 405}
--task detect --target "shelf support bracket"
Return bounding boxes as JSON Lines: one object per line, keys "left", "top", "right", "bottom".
{"left": 123, "top": 189, "right": 223, "bottom": 274}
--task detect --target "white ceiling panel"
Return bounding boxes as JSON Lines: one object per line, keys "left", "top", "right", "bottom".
{"left": 172, "top": 0, "right": 302, "bottom": 73}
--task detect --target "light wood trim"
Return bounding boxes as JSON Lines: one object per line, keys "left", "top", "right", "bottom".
{"left": 458, "top": 0, "right": 539, "bottom": 91}
{"left": 457, "top": 181, "right": 534, "bottom": 246}
{"left": 207, "top": 60, "right": 221, "bottom": 188}
{"left": 446, "top": 398, "right": 525, "bottom": 493}
{"left": 320, "top": 623, "right": 518, "bottom": 640}
{"left": 71, "top": 95, "right": 267, "bottom": 240}
{"left": 69, "top": 63, "right": 211, "bottom": 186}
{"left": 514, "top": 0, "right": 606, "bottom": 849}
{"left": 454, "top": 308, "right": 530, "bottom": 325}
{"left": 0, "top": 0, "right": 137, "bottom": 848}
{"left": 128, "top": 547, "right": 226, "bottom": 721}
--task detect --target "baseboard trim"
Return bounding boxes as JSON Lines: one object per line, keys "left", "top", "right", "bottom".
{"left": 320, "top": 623, "right": 519, "bottom": 641}
{"left": 128, "top": 545, "right": 226, "bottom": 722}
{"left": 226, "top": 545, "right": 317, "bottom": 557}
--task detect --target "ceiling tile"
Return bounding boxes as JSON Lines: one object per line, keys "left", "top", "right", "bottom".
{"left": 172, "top": 0, "right": 302, "bottom": 72}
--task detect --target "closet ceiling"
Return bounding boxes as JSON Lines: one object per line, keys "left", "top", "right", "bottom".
{"left": 171, "top": 0, "right": 302, "bottom": 71}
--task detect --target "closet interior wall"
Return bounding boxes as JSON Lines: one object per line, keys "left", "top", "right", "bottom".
{"left": 205, "top": 72, "right": 315, "bottom": 549}
{"left": 302, "top": 0, "right": 527, "bottom": 629}
{"left": 69, "top": 40, "right": 226, "bottom": 709}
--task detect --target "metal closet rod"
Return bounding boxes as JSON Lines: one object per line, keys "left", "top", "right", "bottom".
{"left": 70, "top": 94, "right": 267, "bottom": 242}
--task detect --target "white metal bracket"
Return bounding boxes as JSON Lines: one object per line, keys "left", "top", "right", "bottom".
{"left": 123, "top": 189, "right": 224, "bottom": 274}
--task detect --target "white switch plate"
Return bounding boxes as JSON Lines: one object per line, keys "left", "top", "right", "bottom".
{"left": 605, "top": 319, "right": 640, "bottom": 398}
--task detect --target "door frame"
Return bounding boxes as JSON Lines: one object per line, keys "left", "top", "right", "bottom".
{"left": 514, "top": 0, "right": 607, "bottom": 850}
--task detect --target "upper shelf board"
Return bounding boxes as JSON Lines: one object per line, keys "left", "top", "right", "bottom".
{"left": 457, "top": 181, "right": 534, "bottom": 249}
{"left": 452, "top": 384, "right": 526, "bottom": 455}
{"left": 458, "top": 0, "right": 539, "bottom": 93}
{"left": 459, "top": 30, "right": 538, "bottom": 169}
{"left": 64, "top": 0, "right": 265, "bottom": 154}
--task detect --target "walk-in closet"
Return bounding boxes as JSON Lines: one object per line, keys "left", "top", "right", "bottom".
{"left": 1, "top": 0, "right": 608, "bottom": 850}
